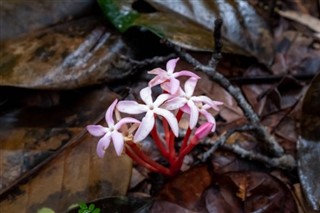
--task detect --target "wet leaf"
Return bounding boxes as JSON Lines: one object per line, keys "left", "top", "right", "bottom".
{"left": 0, "top": 16, "right": 132, "bottom": 89}
{"left": 0, "top": 133, "right": 132, "bottom": 213}
{"left": 0, "top": 86, "right": 119, "bottom": 191}
{"left": 151, "top": 200, "right": 194, "bottom": 213}
{"left": 157, "top": 165, "right": 212, "bottom": 211}
{"left": 98, "top": 0, "right": 274, "bottom": 65}
{"left": 298, "top": 72, "right": 320, "bottom": 211}
{"left": 215, "top": 172, "right": 298, "bottom": 213}
{"left": 0, "top": 0, "right": 96, "bottom": 41}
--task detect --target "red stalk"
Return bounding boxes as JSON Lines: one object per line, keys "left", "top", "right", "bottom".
{"left": 126, "top": 142, "right": 171, "bottom": 176}
{"left": 151, "top": 124, "right": 169, "bottom": 159}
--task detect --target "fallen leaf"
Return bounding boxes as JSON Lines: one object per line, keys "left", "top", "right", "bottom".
{"left": 98, "top": 0, "right": 274, "bottom": 65}
{"left": 298, "top": 71, "right": 320, "bottom": 211}
{"left": 0, "top": 16, "right": 132, "bottom": 89}
{"left": 278, "top": 10, "right": 320, "bottom": 34}
{"left": 0, "top": 133, "right": 132, "bottom": 213}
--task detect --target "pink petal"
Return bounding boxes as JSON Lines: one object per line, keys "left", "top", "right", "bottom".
{"left": 154, "top": 108, "right": 179, "bottom": 137}
{"left": 162, "top": 97, "right": 186, "bottom": 110}
{"left": 148, "top": 75, "right": 167, "bottom": 88}
{"left": 148, "top": 68, "right": 166, "bottom": 75}
{"left": 160, "top": 81, "right": 171, "bottom": 93}
{"left": 115, "top": 117, "right": 140, "bottom": 130}
{"left": 96, "top": 134, "right": 111, "bottom": 158}
{"left": 184, "top": 77, "right": 197, "bottom": 97}
{"left": 87, "top": 125, "right": 107, "bottom": 137}
{"left": 180, "top": 104, "right": 191, "bottom": 114}
{"left": 174, "top": 70, "right": 200, "bottom": 79}
{"left": 111, "top": 131, "right": 124, "bottom": 156}
{"left": 194, "top": 122, "right": 213, "bottom": 140}
{"left": 187, "top": 100, "right": 199, "bottom": 129}
{"left": 140, "top": 87, "right": 153, "bottom": 105}
{"left": 154, "top": 93, "right": 171, "bottom": 107}
{"left": 117, "top": 101, "right": 147, "bottom": 114}
{"left": 105, "top": 99, "right": 118, "bottom": 126}
{"left": 197, "top": 97, "right": 223, "bottom": 111}
{"left": 134, "top": 111, "right": 155, "bottom": 142}
{"left": 200, "top": 110, "right": 216, "bottom": 132}
{"left": 166, "top": 58, "right": 179, "bottom": 74}
{"left": 169, "top": 77, "right": 180, "bottom": 94}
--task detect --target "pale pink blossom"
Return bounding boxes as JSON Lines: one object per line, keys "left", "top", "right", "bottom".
{"left": 87, "top": 99, "right": 140, "bottom": 157}
{"left": 164, "top": 77, "right": 223, "bottom": 129}
{"left": 117, "top": 87, "right": 179, "bottom": 142}
{"left": 194, "top": 122, "right": 214, "bottom": 141}
{"left": 148, "top": 58, "right": 200, "bottom": 94}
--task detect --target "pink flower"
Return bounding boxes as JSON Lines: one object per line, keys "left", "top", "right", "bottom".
{"left": 194, "top": 122, "right": 214, "bottom": 141}
{"left": 163, "top": 78, "right": 223, "bottom": 129}
{"left": 117, "top": 87, "right": 179, "bottom": 142}
{"left": 87, "top": 99, "right": 140, "bottom": 157}
{"left": 148, "top": 58, "right": 200, "bottom": 94}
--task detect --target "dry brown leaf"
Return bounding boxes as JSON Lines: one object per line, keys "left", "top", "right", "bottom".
{"left": 0, "top": 133, "right": 132, "bottom": 213}
{"left": 278, "top": 10, "right": 320, "bottom": 34}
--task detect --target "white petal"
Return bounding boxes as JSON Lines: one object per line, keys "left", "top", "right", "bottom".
{"left": 184, "top": 77, "right": 197, "bottom": 96}
{"left": 148, "top": 68, "right": 166, "bottom": 75}
{"left": 154, "top": 108, "right": 179, "bottom": 137}
{"left": 111, "top": 131, "right": 124, "bottom": 156}
{"left": 169, "top": 77, "right": 180, "bottom": 94}
{"left": 166, "top": 58, "right": 179, "bottom": 74}
{"left": 115, "top": 117, "right": 140, "bottom": 130}
{"left": 162, "top": 97, "right": 186, "bottom": 110}
{"left": 154, "top": 93, "right": 170, "bottom": 107}
{"left": 117, "top": 101, "right": 147, "bottom": 114}
{"left": 187, "top": 101, "right": 199, "bottom": 129}
{"left": 134, "top": 111, "right": 155, "bottom": 142}
{"left": 140, "top": 87, "right": 153, "bottom": 105}
{"left": 174, "top": 70, "right": 200, "bottom": 79}
{"left": 87, "top": 125, "right": 107, "bottom": 137}
{"left": 96, "top": 134, "right": 111, "bottom": 158}
{"left": 105, "top": 99, "right": 118, "bottom": 126}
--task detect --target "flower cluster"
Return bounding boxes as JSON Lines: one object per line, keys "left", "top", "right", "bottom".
{"left": 87, "top": 58, "right": 223, "bottom": 176}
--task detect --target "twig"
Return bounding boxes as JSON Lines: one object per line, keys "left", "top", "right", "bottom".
{"left": 208, "top": 18, "right": 223, "bottom": 67}
{"left": 201, "top": 124, "right": 255, "bottom": 161}
{"left": 221, "top": 144, "right": 296, "bottom": 170}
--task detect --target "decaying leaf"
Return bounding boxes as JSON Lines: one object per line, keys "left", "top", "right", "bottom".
{"left": 0, "top": 86, "right": 120, "bottom": 192}
{"left": 298, "top": 72, "right": 320, "bottom": 211}
{"left": 0, "top": 0, "right": 96, "bottom": 41}
{"left": 0, "top": 16, "right": 132, "bottom": 89}
{"left": 98, "top": 0, "right": 274, "bottom": 65}
{"left": 0, "top": 133, "right": 132, "bottom": 213}
{"left": 278, "top": 10, "right": 320, "bottom": 39}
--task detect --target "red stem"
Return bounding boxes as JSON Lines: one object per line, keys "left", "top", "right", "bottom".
{"left": 168, "top": 110, "right": 184, "bottom": 161}
{"left": 180, "top": 127, "right": 192, "bottom": 152}
{"left": 170, "top": 136, "right": 199, "bottom": 174}
{"left": 126, "top": 142, "right": 171, "bottom": 176}
{"left": 151, "top": 124, "right": 169, "bottom": 159}
{"left": 162, "top": 118, "right": 170, "bottom": 143}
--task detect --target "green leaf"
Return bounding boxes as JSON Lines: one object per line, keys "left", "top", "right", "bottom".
{"left": 37, "top": 207, "right": 55, "bottom": 213}
{"left": 79, "top": 202, "right": 87, "bottom": 209}
{"left": 92, "top": 209, "right": 101, "bottom": 213}
{"left": 97, "top": 0, "right": 139, "bottom": 32}
{"left": 88, "top": 204, "right": 95, "bottom": 211}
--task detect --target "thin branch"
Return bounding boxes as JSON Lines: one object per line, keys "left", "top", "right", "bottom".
{"left": 200, "top": 124, "right": 256, "bottom": 161}
{"left": 221, "top": 144, "right": 296, "bottom": 170}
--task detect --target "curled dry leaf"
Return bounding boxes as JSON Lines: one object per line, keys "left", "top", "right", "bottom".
{"left": 298, "top": 72, "right": 320, "bottom": 211}
{"left": 0, "top": 17, "right": 132, "bottom": 89}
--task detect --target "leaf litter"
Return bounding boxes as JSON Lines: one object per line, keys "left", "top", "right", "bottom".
{"left": 1, "top": 0, "right": 320, "bottom": 212}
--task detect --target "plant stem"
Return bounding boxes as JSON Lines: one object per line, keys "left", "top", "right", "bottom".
{"left": 150, "top": 124, "right": 169, "bottom": 159}
{"left": 126, "top": 142, "right": 171, "bottom": 176}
